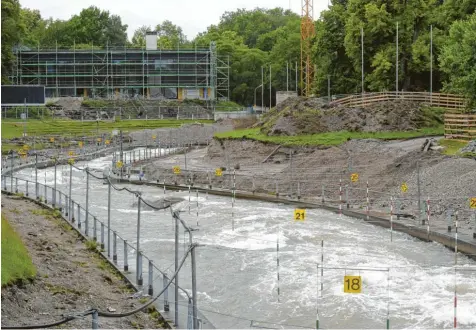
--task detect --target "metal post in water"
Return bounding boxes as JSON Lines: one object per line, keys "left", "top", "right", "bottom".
{"left": 321, "top": 185, "right": 325, "bottom": 203}
{"left": 188, "top": 184, "right": 191, "bottom": 214}
{"left": 15, "top": 177, "right": 18, "bottom": 193}
{"left": 345, "top": 185, "right": 349, "bottom": 209}
{"left": 77, "top": 205, "right": 81, "bottom": 229}
{"left": 447, "top": 209, "right": 452, "bottom": 232}
{"left": 136, "top": 193, "right": 142, "bottom": 284}
{"left": 174, "top": 213, "right": 179, "bottom": 326}
{"left": 366, "top": 180, "right": 370, "bottom": 220}
{"left": 390, "top": 196, "right": 394, "bottom": 242}
{"left": 426, "top": 197, "right": 430, "bottom": 241}
{"left": 339, "top": 178, "right": 342, "bottom": 217}
{"left": 26, "top": 180, "right": 29, "bottom": 196}
{"left": 191, "top": 244, "right": 198, "bottom": 330}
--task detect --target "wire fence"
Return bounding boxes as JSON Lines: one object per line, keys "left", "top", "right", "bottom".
{"left": 2, "top": 146, "right": 476, "bottom": 329}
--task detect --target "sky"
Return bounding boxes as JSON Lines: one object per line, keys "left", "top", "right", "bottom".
{"left": 19, "top": 0, "right": 329, "bottom": 41}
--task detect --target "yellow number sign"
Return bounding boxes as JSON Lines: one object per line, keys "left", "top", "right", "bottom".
{"left": 116, "top": 161, "right": 123, "bottom": 169}
{"left": 50, "top": 137, "right": 55, "bottom": 142}
{"left": 350, "top": 173, "right": 359, "bottom": 183}
{"left": 173, "top": 166, "right": 181, "bottom": 175}
{"left": 68, "top": 151, "right": 75, "bottom": 157}
{"left": 78, "top": 141, "right": 84, "bottom": 148}
{"left": 152, "top": 135, "right": 157, "bottom": 140}
{"left": 215, "top": 168, "right": 222, "bottom": 177}
{"left": 470, "top": 197, "right": 476, "bottom": 209}
{"left": 294, "top": 209, "right": 305, "bottom": 221}
{"left": 344, "top": 276, "right": 362, "bottom": 293}
{"left": 401, "top": 183, "right": 408, "bottom": 193}
{"left": 105, "top": 139, "right": 110, "bottom": 145}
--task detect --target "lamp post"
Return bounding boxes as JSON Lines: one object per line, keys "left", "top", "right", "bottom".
{"left": 254, "top": 84, "right": 263, "bottom": 109}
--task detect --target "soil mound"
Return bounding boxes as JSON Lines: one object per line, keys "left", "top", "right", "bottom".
{"left": 258, "top": 97, "right": 441, "bottom": 136}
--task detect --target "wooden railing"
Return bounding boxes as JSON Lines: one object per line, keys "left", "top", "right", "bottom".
{"left": 444, "top": 113, "right": 476, "bottom": 141}
{"left": 330, "top": 92, "right": 467, "bottom": 110}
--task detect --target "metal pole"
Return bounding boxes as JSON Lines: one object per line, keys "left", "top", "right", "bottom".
{"left": 430, "top": 25, "right": 433, "bottom": 104}
{"left": 417, "top": 160, "right": 422, "bottom": 224}
{"left": 148, "top": 260, "right": 154, "bottom": 295}
{"left": 36, "top": 154, "right": 39, "bottom": 199}
{"left": 327, "top": 75, "right": 330, "bottom": 101}
{"left": 361, "top": 26, "right": 364, "bottom": 95}
{"left": 107, "top": 178, "right": 111, "bottom": 257}
{"left": 174, "top": 213, "right": 179, "bottom": 326}
{"left": 286, "top": 61, "right": 289, "bottom": 92}
{"left": 10, "top": 153, "right": 13, "bottom": 192}
{"left": 85, "top": 169, "right": 89, "bottom": 236}
{"left": 136, "top": 194, "right": 142, "bottom": 285}
{"left": 92, "top": 310, "right": 99, "bottom": 329}
{"left": 261, "top": 66, "right": 264, "bottom": 110}
{"left": 396, "top": 21, "right": 399, "bottom": 94}
{"left": 269, "top": 65, "right": 272, "bottom": 109}
{"left": 191, "top": 244, "right": 198, "bottom": 330}
{"left": 53, "top": 160, "right": 57, "bottom": 207}
{"left": 295, "top": 61, "right": 298, "bottom": 93}
{"left": 69, "top": 163, "right": 72, "bottom": 220}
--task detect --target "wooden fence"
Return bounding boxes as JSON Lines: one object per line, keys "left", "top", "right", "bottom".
{"left": 444, "top": 113, "right": 476, "bottom": 141}
{"left": 330, "top": 92, "right": 466, "bottom": 111}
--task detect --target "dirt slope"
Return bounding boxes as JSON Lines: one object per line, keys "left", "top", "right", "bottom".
{"left": 258, "top": 97, "right": 442, "bottom": 136}
{"left": 1, "top": 195, "right": 166, "bottom": 329}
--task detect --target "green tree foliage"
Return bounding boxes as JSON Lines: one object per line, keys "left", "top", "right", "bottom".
{"left": 1, "top": 0, "right": 24, "bottom": 83}
{"left": 156, "top": 20, "right": 187, "bottom": 48}
{"left": 131, "top": 25, "right": 152, "bottom": 48}
{"left": 439, "top": 13, "right": 476, "bottom": 107}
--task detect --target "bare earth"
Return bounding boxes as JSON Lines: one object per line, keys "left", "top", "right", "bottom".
{"left": 141, "top": 137, "right": 476, "bottom": 237}
{"left": 1, "top": 195, "right": 166, "bottom": 329}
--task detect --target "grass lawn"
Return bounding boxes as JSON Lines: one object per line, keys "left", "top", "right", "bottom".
{"left": 1, "top": 119, "right": 213, "bottom": 139}
{"left": 1, "top": 214, "right": 36, "bottom": 286}
{"left": 214, "top": 127, "right": 444, "bottom": 146}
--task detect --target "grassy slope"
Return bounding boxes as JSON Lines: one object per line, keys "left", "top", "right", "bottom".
{"left": 439, "top": 139, "right": 470, "bottom": 155}
{"left": 1, "top": 214, "right": 37, "bottom": 286}
{"left": 215, "top": 127, "right": 444, "bottom": 146}
{"left": 1, "top": 119, "right": 213, "bottom": 139}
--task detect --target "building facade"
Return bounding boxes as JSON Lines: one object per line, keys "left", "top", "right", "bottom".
{"left": 10, "top": 41, "right": 229, "bottom": 100}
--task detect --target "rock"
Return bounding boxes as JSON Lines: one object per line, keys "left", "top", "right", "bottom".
{"left": 460, "top": 139, "right": 476, "bottom": 153}
{"left": 107, "top": 306, "right": 116, "bottom": 312}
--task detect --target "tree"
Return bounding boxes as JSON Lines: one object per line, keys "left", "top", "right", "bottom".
{"left": 19, "top": 8, "right": 46, "bottom": 47}
{"left": 67, "top": 6, "right": 127, "bottom": 46}
{"left": 1, "top": 0, "right": 25, "bottom": 83}
{"left": 155, "top": 20, "right": 187, "bottom": 48}
{"left": 131, "top": 25, "right": 151, "bottom": 48}
{"left": 439, "top": 13, "right": 476, "bottom": 107}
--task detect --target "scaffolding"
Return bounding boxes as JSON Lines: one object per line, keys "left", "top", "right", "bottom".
{"left": 10, "top": 42, "right": 229, "bottom": 100}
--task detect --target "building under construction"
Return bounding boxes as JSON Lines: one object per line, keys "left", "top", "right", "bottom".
{"left": 10, "top": 37, "right": 229, "bottom": 101}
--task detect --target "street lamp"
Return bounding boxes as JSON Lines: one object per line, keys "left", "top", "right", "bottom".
{"left": 254, "top": 84, "right": 263, "bottom": 109}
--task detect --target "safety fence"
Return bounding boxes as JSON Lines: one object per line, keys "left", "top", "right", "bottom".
{"left": 444, "top": 113, "right": 476, "bottom": 142}
{"left": 1, "top": 172, "right": 201, "bottom": 330}
{"left": 3, "top": 149, "right": 476, "bottom": 329}
{"left": 330, "top": 91, "right": 467, "bottom": 111}
{"left": 1, "top": 105, "right": 245, "bottom": 121}
{"left": 139, "top": 164, "right": 476, "bottom": 241}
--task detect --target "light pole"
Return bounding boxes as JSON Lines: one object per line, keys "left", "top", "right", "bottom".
{"left": 254, "top": 84, "right": 263, "bottom": 109}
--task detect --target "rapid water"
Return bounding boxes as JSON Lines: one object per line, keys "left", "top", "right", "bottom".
{"left": 13, "top": 151, "right": 476, "bottom": 329}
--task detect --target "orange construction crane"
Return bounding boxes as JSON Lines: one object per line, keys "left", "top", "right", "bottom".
{"left": 300, "top": 0, "right": 315, "bottom": 97}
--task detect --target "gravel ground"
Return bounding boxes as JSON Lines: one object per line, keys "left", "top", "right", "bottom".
{"left": 1, "top": 195, "right": 167, "bottom": 329}
{"left": 142, "top": 137, "right": 476, "bottom": 237}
